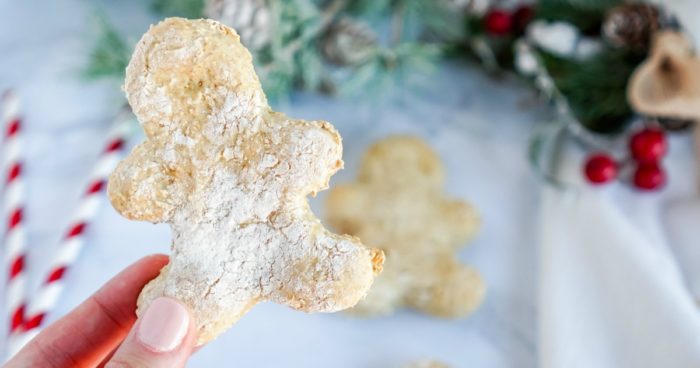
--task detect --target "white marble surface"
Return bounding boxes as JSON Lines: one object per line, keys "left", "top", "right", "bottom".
{"left": 0, "top": 1, "right": 696, "bottom": 367}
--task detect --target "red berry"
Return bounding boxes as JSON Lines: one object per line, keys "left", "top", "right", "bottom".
{"left": 633, "top": 162, "right": 666, "bottom": 191}
{"left": 484, "top": 9, "right": 513, "bottom": 36}
{"left": 630, "top": 128, "right": 667, "bottom": 163}
{"left": 584, "top": 154, "right": 618, "bottom": 184}
{"left": 512, "top": 5, "right": 535, "bottom": 34}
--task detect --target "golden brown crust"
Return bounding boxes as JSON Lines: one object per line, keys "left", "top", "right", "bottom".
{"left": 108, "top": 18, "right": 382, "bottom": 344}
{"left": 325, "top": 135, "right": 484, "bottom": 317}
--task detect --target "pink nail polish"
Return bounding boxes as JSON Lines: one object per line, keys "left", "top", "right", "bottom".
{"left": 136, "top": 297, "right": 190, "bottom": 353}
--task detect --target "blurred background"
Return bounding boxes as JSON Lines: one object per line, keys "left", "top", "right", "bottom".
{"left": 1, "top": 0, "right": 700, "bottom": 367}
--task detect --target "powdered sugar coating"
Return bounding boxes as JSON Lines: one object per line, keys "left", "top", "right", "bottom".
{"left": 108, "top": 18, "right": 383, "bottom": 344}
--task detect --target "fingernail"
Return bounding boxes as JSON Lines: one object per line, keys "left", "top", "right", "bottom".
{"left": 136, "top": 297, "right": 190, "bottom": 353}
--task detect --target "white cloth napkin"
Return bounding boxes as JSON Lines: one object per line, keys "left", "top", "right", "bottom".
{"left": 664, "top": 199, "right": 700, "bottom": 301}
{"left": 539, "top": 187, "right": 700, "bottom": 368}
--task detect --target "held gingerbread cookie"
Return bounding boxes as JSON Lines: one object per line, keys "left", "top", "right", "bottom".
{"left": 108, "top": 18, "right": 383, "bottom": 344}
{"left": 326, "top": 136, "right": 485, "bottom": 317}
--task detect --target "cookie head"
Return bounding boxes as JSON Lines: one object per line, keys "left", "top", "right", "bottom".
{"left": 359, "top": 136, "right": 444, "bottom": 188}
{"left": 125, "top": 17, "right": 266, "bottom": 141}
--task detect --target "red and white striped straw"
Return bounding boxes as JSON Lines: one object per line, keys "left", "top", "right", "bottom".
{"left": 8, "top": 110, "right": 132, "bottom": 355}
{"left": 1, "top": 91, "right": 28, "bottom": 343}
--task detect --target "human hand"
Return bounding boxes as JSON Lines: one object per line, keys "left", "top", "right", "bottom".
{"left": 5, "top": 255, "right": 198, "bottom": 368}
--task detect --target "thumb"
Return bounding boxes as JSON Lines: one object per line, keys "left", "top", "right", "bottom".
{"left": 105, "top": 297, "right": 197, "bottom": 368}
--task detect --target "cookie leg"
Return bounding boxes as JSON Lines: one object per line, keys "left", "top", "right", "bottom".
{"left": 268, "top": 224, "right": 382, "bottom": 313}
{"left": 347, "top": 271, "right": 402, "bottom": 316}
{"left": 325, "top": 183, "right": 368, "bottom": 236}
{"left": 408, "top": 259, "right": 486, "bottom": 318}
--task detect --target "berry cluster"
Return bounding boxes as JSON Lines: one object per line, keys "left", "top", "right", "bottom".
{"left": 583, "top": 127, "right": 667, "bottom": 191}
{"left": 484, "top": 5, "right": 535, "bottom": 36}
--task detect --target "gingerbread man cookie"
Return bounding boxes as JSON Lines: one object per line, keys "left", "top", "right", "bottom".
{"left": 108, "top": 18, "right": 383, "bottom": 344}
{"left": 326, "top": 136, "right": 484, "bottom": 317}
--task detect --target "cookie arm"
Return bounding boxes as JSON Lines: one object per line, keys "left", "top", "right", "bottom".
{"left": 108, "top": 142, "right": 185, "bottom": 223}
{"left": 324, "top": 183, "right": 368, "bottom": 236}
{"left": 269, "top": 220, "right": 383, "bottom": 313}
{"left": 275, "top": 118, "right": 344, "bottom": 195}
{"left": 441, "top": 199, "right": 480, "bottom": 248}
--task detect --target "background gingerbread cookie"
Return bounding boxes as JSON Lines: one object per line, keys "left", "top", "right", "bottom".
{"left": 108, "top": 18, "right": 383, "bottom": 344}
{"left": 325, "top": 135, "right": 485, "bottom": 317}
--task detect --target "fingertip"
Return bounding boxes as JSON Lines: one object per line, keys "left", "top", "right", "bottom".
{"left": 105, "top": 297, "right": 197, "bottom": 368}
{"left": 139, "top": 254, "right": 170, "bottom": 267}
{"left": 136, "top": 298, "right": 192, "bottom": 353}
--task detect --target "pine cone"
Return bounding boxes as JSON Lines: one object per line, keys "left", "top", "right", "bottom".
{"left": 602, "top": 3, "right": 660, "bottom": 50}
{"left": 205, "top": 0, "right": 271, "bottom": 51}
{"left": 322, "top": 18, "right": 377, "bottom": 66}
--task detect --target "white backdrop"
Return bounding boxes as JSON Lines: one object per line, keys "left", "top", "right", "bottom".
{"left": 0, "top": 1, "right": 698, "bottom": 367}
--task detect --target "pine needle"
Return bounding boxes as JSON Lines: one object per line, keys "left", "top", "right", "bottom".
{"left": 537, "top": 0, "right": 623, "bottom": 33}
{"left": 540, "top": 48, "right": 643, "bottom": 133}
{"left": 151, "top": 0, "right": 204, "bottom": 18}
{"left": 83, "top": 15, "right": 130, "bottom": 80}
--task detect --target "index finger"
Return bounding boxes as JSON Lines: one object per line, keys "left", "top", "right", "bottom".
{"left": 6, "top": 254, "right": 169, "bottom": 368}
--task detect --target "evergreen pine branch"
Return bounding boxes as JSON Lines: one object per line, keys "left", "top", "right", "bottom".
{"left": 83, "top": 15, "right": 130, "bottom": 81}
{"left": 539, "top": 48, "right": 643, "bottom": 133}
{"left": 151, "top": 0, "right": 204, "bottom": 18}
{"left": 346, "top": 0, "right": 393, "bottom": 19}
{"left": 258, "top": 0, "right": 325, "bottom": 98}
{"left": 539, "top": 0, "right": 622, "bottom": 11}
{"left": 338, "top": 42, "right": 441, "bottom": 96}
{"left": 403, "top": 0, "right": 464, "bottom": 41}
{"left": 296, "top": 47, "right": 325, "bottom": 91}
{"left": 536, "top": 0, "right": 622, "bottom": 34}
{"left": 81, "top": 0, "right": 451, "bottom": 100}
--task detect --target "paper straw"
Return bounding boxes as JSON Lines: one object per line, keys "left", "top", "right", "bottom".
{"left": 1, "top": 90, "right": 28, "bottom": 343}
{"left": 8, "top": 110, "right": 131, "bottom": 356}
